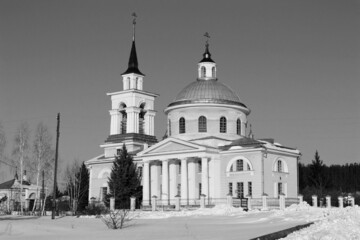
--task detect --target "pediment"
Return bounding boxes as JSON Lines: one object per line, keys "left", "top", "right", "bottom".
{"left": 137, "top": 138, "right": 205, "bottom": 156}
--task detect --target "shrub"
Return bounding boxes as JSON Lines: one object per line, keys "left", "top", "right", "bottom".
{"left": 101, "top": 209, "right": 134, "bottom": 229}
{"left": 83, "top": 204, "right": 109, "bottom": 216}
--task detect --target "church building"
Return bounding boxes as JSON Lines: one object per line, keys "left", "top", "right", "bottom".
{"left": 85, "top": 19, "right": 300, "bottom": 207}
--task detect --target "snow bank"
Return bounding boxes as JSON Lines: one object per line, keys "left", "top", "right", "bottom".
{"left": 282, "top": 206, "right": 360, "bottom": 240}
{"left": 137, "top": 204, "right": 245, "bottom": 219}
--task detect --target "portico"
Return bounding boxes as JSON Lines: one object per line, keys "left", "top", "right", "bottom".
{"left": 135, "top": 137, "right": 216, "bottom": 206}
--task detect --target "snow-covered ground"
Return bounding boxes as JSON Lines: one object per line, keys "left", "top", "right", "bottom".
{"left": 0, "top": 203, "right": 359, "bottom": 240}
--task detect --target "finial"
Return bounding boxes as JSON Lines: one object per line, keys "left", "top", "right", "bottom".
{"left": 204, "top": 32, "right": 210, "bottom": 47}
{"left": 132, "top": 12, "right": 137, "bottom": 41}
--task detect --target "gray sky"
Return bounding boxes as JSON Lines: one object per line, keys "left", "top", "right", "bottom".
{"left": 0, "top": 0, "right": 359, "bottom": 180}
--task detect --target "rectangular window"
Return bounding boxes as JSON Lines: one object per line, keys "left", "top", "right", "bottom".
{"left": 278, "top": 182, "right": 283, "bottom": 197}
{"left": 198, "top": 161, "right": 202, "bottom": 173}
{"left": 177, "top": 184, "right": 181, "bottom": 196}
{"left": 228, "top": 182, "right": 233, "bottom": 195}
{"left": 116, "top": 149, "right": 121, "bottom": 156}
{"left": 199, "top": 183, "right": 202, "bottom": 197}
{"left": 179, "top": 163, "right": 181, "bottom": 174}
{"left": 248, "top": 182, "right": 252, "bottom": 197}
{"left": 237, "top": 182, "right": 244, "bottom": 198}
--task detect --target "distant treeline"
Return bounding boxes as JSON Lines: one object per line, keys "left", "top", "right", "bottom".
{"left": 299, "top": 162, "right": 360, "bottom": 193}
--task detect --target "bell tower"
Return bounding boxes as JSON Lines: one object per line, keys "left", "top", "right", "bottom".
{"left": 102, "top": 13, "right": 158, "bottom": 155}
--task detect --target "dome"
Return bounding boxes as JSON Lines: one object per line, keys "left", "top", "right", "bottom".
{"left": 168, "top": 79, "right": 247, "bottom": 108}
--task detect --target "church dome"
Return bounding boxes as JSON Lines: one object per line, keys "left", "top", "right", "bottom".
{"left": 168, "top": 79, "right": 247, "bottom": 108}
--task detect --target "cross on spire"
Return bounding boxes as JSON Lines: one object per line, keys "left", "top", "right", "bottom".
{"left": 132, "top": 12, "right": 137, "bottom": 41}
{"left": 204, "top": 32, "right": 210, "bottom": 46}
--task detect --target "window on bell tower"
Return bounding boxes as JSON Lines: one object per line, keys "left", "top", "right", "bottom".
{"left": 212, "top": 67, "right": 215, "bottom": 78}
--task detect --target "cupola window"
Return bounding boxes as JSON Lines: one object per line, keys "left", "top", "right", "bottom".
{"left": 212, "top": 67, "right": 215, "bottom": 78}
{"left": 179, "top": 117, "right": 186, "bottom": 134}
{"left": 198, "top": 116, "right": 207, "bottom": 132}
{"left": 220, "top": 117, "right": 227, "bottom": 133}
{"left": 201, "top": 66, "right": 206, "bottom": 78}
{"left": 236, "top": 118, "right": 241, "bottom": 135}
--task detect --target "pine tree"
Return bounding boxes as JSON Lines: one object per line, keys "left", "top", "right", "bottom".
{"left": 107, "top": 144, "right": 141, "bottom": 209}
{"left": 309, "top": 150, "right": 329, "bottom": 196}
{"left": 76, "top": 162, "right": 89, "bottom": 212}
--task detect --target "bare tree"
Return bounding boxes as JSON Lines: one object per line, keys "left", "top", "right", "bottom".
{"left": 12, "top": 122, "right": 30, "bottom": 214}
{"left": 63, "top": 159, "right": 80, "bottom": 212}
{"left": 30, "top": 122, "right": 53, "bottom": 212}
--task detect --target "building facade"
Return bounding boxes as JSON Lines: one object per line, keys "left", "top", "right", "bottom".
{"left": 85, "top": 25, "right": 300, "bottom": 206}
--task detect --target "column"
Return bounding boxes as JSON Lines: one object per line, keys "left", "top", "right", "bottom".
{"left": 162, "top": 160, "right": 169, "bottom": 205}
{"left": 145, "top": 110, "right": 156, "bottom": 136}
{"left": 143, "top": 162, "right": 150, "bottom": 206}
{"left": 151, "top": 162, "right": 160, "bottom": 198}
{"left": 109, "top": 110, "right": 121, "bottom": 135}
{"left": 188, "top": 159, "right": 196, "bottom": 204}
{"left": 169, "top": 160, "right": 177, "bottom": 204}
{"left": 201, "top": 157, "right": 209, "bottom": 199}
{"left": 181, "top": 158, "right": 188, "bottom": 205}
{"left": 126, "top": 107, "right": 140, "bottom": 133}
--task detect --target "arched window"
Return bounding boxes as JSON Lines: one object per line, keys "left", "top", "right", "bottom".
{"left": 236, "top": 159, "right": 243, "bottom": 171}
{"left": 179, "top": 117, "right": 185, "bottom": 134}
{"left": 198, "top": 116, "right": 207, "bottom": 132}
{"left": 236, "top": 118, "right": 241, "bottom": 135}
{"left": 277, "top": 160, "right": 282, "bottom": 172}
{"left": 119, "top": 102, "right": 127, "bottom": 134}
{"left": 139, "top": 103, "right": 146, "bottom": 134}
{"left": 212, "top": 67, "right": 215, "bottom": 78}
{"left": 220, "top": 117, "right": 227, "bottom": 133}
{"left": 201, "top": 66, "right": 206, "bottom": 78}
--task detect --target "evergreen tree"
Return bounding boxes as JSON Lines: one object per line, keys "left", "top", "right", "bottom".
{"left": 76, "top": 162, "right": 89, "bottom": 212}
{"left": 107, "top": 144, "right": 141, "bottom": 209}
{"left": 309, "top": 150, "right": 329, "bottom": 196}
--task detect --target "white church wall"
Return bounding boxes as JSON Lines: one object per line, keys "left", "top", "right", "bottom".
{"left": 219, "top": 151, "right": 263, "bottom": 198}
{"left": 264, "top": 153, "right": 298, "bottom": 198}
{"left": 168, "top": 106, "right": 247, "bottom": 140}
{"left": 88, "top": 163, "right": 112, "bottom": 200}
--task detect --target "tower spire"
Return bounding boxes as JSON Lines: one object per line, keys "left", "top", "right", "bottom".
{"left": 132, "top": 12, "right": 137, "bottom": 41}
{"left": 122, "top": 12, "right": 144, "bottom": 76}
{"left": 200, "top": 32, "right": 214, "bottom": 63}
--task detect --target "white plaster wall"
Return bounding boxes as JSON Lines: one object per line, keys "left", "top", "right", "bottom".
{"left": 89, "top": 163, "right": 113, "bottom": 200}
{"left": 264, "top": 153, "right": 298, "bottom": 198}
{"left": 218, "top": 151, "right": 263, "bottom": 198}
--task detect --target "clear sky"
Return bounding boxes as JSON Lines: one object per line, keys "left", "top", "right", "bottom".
{"left": 0, "top": 0, "right": 359, "bottom": 180}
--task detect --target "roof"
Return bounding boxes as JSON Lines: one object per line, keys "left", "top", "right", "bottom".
{"left": 0, "top": 179, "right": 31, "bottom": 190}
{"left": 220, "top": 137, "right": 265, "bottom": 150}
{"left": 122, "top": 40, "right": 144, "bottom": 76}
{"left": 168, "top": 79, "right": 247, "bottom": 108}
{"left": 0, "top": 179, "right": 15, "bottom": 190}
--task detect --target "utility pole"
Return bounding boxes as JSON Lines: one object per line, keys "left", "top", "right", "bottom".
{"left": 52, "top": 113, "right": 60, "bottom": 220}
{"left": 41, "top": 170, "right": 44, "bottom": 215}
